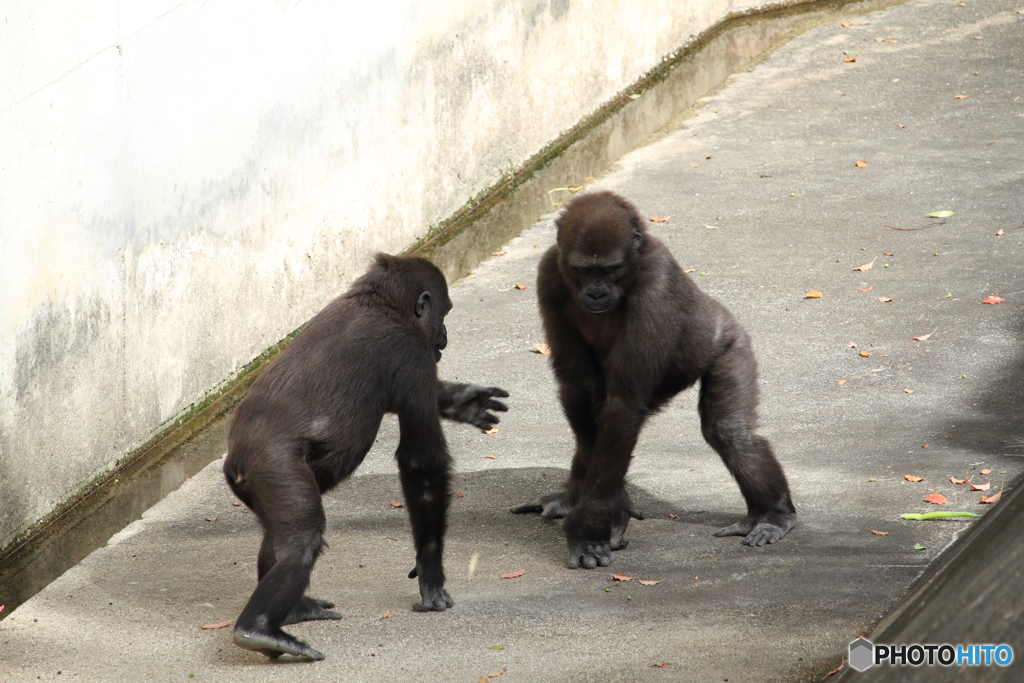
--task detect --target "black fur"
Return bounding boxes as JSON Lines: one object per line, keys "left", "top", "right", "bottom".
{"left": 224, "top": 254, "right": 508, "bottom": 659}
{"left": 512, "top": 191, "right": 795, "bottom": 568}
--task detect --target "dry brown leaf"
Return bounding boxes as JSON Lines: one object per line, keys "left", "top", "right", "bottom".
{"left": 954, "top": 95, "right": 969, "bottom": 99}
{"left": 856, "top": 160, "right": 869, "bottom": 168}
{"left": 925, "top": 493, "right": 951, "bottom": 504}
{"left": 844, "top": 56, "right": 857, "bottom": 63}
{"left": 904, "top": 474, "right": 924, "bottom": 482}
{"left": 638, "top": 579, "right": 661, "bottom": 586}
{"left": 649, "top": 216, "right": 670, "bottom": 222}
{"left": 884, "top": 252, "right": 894, "bottom": 256}
{"left": 513, "top": 283, "right": 528, "bottom": 290}
{"left": 981, "top": 491, "right": 1001, "bottom": 504}
{"left": 691, "top": 163, "right": 700, "bottom": 168}
{"left": 455, "top": 491, "right": 464, "bottom": 498}
{"left": 995, "top": 229, "right": 1004, "bottom": 236}
{"left": 684, "top": 268, "right": 696, "bottom": 273}
{"left": 484, "top": 454, "right": 496, "bottom": 459}
{"left": 231, "top": 501, "right": 243, "bottom": 506}
{"left": 484, "top": 427, "right": 499, "bottom": 435}
{"left": 870, "top": 529, "right": 889, "bottom": 536}
{"left": 534, "top": 343, "right": 551, "bottom": 355}
{"left": 970, "top": 482, "right": 990, "bottom": 492}
{"left": 653, "top": 662, "right": 671, "bottom": 668}
{"left": 200, "top": 621, "right": 232, "bottom": 630}
{"left": 982, "top": 296, "right": 1005, "bottom": 304}
{"left": 610, "top": 573, "right": 633, "bottom": 582}
{"left": 904, "top": 388, "right": 915, "bottom": 394}
{"left": 854, "top": 257, "right": 878, "bottom": 272}
{"left": 389, "top": 500, "right": 403, "bottom": 508}
{"left": 837, "top": 379, "right": 847, "bottom": 385}
{"left": 980, "top": 468, "right": 992, "bottom": 474}
{"left": 847, "top": 341, "right": 858, "bottom": 348}
{"left": 859, "top": 350, "right": 872, "bottom": 357}
{"left": 492, "top": 251, "right": 507, "bottom": 257}
{"left": 804, "top": 290, "right": 823, "bottom": 299}
{"left": 877, "top": 297, "right": 893, "bottom": 303}
{"left": 205, "top": 516, "right": 218, "bottom": 522}
{"left": 841, "top": 21, "right": 852, "bottom": 27}
{"left": 381, "top": 611, "right": 394, "bottom": 619}
{"left": 858, "top": 286, "right": 874, "bottom": 292}
{"left": 500, "top": 569, "right": 525, "bottom": 579}
{"left": 487, "top": 670, "right": 506, "bottom": 679}
{"left": 921, "top": 443, "right": 929, "bottom": 448}
{"left": 911, "top": 328, "right": 936, "bottom": 341}
{"left": 668, "top": 513, "right": 679, "bottom": 519}
{"left": 533, "top": 243, "right": 542, "bottom": 247}
{"left": 825, "top": 662, "right": 845, "bottom": 677}
{"left": 950, "top": 477, "right": 968, "bottom": 484}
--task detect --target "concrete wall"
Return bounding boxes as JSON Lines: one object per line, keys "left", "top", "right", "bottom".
{"left": 0, "top": 0, "right": 758, "bottom": 548}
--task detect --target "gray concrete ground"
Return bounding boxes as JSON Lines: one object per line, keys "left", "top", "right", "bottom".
{"left": 2, "top": 0, "right": 1022, "bottom": 681}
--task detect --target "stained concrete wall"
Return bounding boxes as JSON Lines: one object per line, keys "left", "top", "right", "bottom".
{"left": 0, "top": 0, "right": 759, "bottom": 549}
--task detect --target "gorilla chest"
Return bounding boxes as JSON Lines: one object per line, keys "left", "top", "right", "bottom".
{"left": 570, "top": 308, "right": 623, "bottom": 359}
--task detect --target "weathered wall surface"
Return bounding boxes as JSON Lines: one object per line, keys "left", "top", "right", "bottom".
{"left": 0, "top": 0, "right": 758, "bottom": 548}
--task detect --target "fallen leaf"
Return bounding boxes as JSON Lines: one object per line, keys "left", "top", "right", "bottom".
{"left": 954, "top": 95, "right": 969, "bottom": 99}
{"left": 898, "top": 123, "right": 906, "bottom": 128}
{"left": 500, "top": 569, "right": 525, "bottom": 579}
{"left": 513, "top": 283, "right": 528, "bottom": 290}
{"left": 534, "top": 343, "right": 551, "bottom": 355}
{"left": 951, "top": 477, "right": 968, "bottom": 484}
{"left": 970, "top": 482, "right": 991, "bottom": 492}
{"left": 904, "top": 474, "right": 924, "bottom": 482}
{"left": 981, "top": 491, "right": 1001, "bottom": 504}
{"left": 533, "top": 243, "right": 542, "bottom": 247}
{"left": 870, "top": 529, "right": 889, "bottom": 535}
{"left": 205, "top": 517, "right": 218, "bottom": 522}
{"left": 684, "top": 268, "right": 696, "bottom": 274}
{"left": 691, "top": 163, "right": 700, "bottom": 168}
{"left": 925, "top": 493, "right": 951, "bottom": 504}
{"left": 484, "top": 427, "right": 499, "bottom": 435}
{"left": 858, "top": 286, "right": 874, "bottom": 292}
{"left": 856, "top": 160, "right": 869, "bottom": 168}
{"left": 649, "top": 216, "right": 670, "bottom": 223}
{"left": 653, "top": 662, "right": 671, "bottom": 668}
{"left": 668, "top": 514, "right": 679, "bottom": 519}
{"left": 914, "top": 543, "right": 927, "bottom": 550}
{"left": 701, "top": 221, "right": 720, "bottom": 230}
{"left": 610, "top": 573, "right": 633, "bottom": 582}
{"left": 390, "top": 500, "right": 404, "bottom": 508}
{"left": 804, "top": 290, "right": 823, "bottom": 299}
{"left": 485, "top": 454, "right": 496, "bottom": 459}
{"left": 825, "top": 662, "right": 845, "bottom": 677}
{"left": 904, "top": 388, "right": 915, "bottom": 393}
{"left": 854, "top": 257, "right": 878, "bottom": 271}
{"left": 925, "top": 210, "right": 955, "bottom": 218}
{"left": 859, "top": 350, "right": 872, "bottom": 357}
{"left": 492, "top": 251, "right": 507, "bottom": 257}
{"left": 231, "top": 501, "right": 243, "bottom": 507}
{"left": 200, "top": 621, "right": 232, "bottom": 630}
{"left": 381, "top": 611, "right": 394, "bottom": 619}
{"left": 995, "top": 229, "right": 1003, "bottom": 236}
{"left": 911, "top": 328, "right": 937, "bottom": 341}
{"left": 844, "top": 56, "right": 857, "bottom": 62}
{"left": 488, "top": 644, "right": 505, "bottom": 650}
{"left": 982, "top": 296, "right": 1005, "bottom": 304}
{"left": 953, "top": 2, "right": 966, "bottom": 5}
{"left": 877, "top": 297, "right": 893, "bottom": 303}
{"left": 455, "top": 491, "right": 464, "bottom": 498}
{"left": 638, "top": 579, "right": 661, "bottom": 586}
{"left": 487, "top": 671, "right": 505, "bottom": 679}
{"left": 841, "top": 21, "right": 852, "bottom": 27}
{"left": 980, "top": 468, "right": 992, "bottom": 474}
{"left": 837, "top": 379, "right": 847, "bottom": 385}
{"left": 847, "top": 341, "right": 858, "bottom": 348}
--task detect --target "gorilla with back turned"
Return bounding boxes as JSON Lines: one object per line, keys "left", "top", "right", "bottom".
{"left": 224, "top": 253, "right": 508, "bottom": 660}
{"left": 513, "top": 190, "right": 795, "bottom": 568}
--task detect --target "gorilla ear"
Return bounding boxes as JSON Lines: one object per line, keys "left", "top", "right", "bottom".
{"left": 415, "top": 291, "right": 431, "bottom": 318}
{"left": 632, "top": 228, "right": 643, "bottom": 250}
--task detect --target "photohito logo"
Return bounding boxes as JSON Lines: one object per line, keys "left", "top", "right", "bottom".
{"left": 849, "top": 637, "right": 1014, "bottom": 671}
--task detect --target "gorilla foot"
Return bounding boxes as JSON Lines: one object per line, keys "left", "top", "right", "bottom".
{"left": 282, "top": 596, "right": 343, "bottom": 625}
{"left": 510, "top": 492, "right": 574, "bottom": 519}
{"left": 412, "top": 586, "right": 454, "bottom": 612}
{"left": 233, "top": 626, "right": 325, "bottom": 661}
{"left": 715, "top": 511, "right": 796, "bottom": 546}
{"left": 567, "top": 539, "right": 613, "bottom": 569}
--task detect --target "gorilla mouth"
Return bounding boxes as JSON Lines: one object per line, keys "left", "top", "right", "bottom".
{"left": 583, "top": 302, "right": 616, "bottom": 315}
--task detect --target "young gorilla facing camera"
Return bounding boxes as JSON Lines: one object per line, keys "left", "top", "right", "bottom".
{"left": 224, "top": 254, "right": 509, "bottom": 660}
{"left": 513, "top": 191, "right": 795, "bottom": 569}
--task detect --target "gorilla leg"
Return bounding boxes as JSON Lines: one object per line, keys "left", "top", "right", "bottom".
{"left": 232, "top": 459, "right": 337, "bottom": 660}
{"left": 698, "top": 336, "right": 796, "bottom": 546}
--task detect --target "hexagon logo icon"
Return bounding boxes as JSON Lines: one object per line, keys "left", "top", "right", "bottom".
{"left": 849, "top": 637, "right": 875, "bottom": 671}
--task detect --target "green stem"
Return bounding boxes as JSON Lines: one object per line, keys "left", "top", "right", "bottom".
{"left": 901, "top": 511, "right": 982, "bottom": 520}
